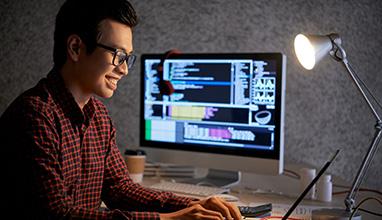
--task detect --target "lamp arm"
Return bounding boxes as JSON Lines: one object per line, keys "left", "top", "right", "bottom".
{"left": 330, "top": 37, "right": 381, "bottom": 122}
{"left": 330, "top": 38, "right": 382, "bottom": 212}
{"left": 344, "top": 126, "right": 382, "bottom": 211}
{"left": 342, "top": 60, "right": 382, "bottom": 121}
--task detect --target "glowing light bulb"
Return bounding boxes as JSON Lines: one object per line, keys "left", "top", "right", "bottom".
{"left": 294, "top": 34, "right": 316, "bottom": 70}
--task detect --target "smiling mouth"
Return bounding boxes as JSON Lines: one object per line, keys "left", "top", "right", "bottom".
{"left": 105, "top": 75, "right": 119, "bottom": 90}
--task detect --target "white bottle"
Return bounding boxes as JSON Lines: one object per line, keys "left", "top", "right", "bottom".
{"left": 317, "top": 174, "right": 332, "bottom": 202}
{"left": 300, "top": 168, "right": 316, "bottom": 199}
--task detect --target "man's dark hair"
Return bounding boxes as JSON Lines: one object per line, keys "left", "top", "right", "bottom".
{"left": 53, "top": 0, "right": 138, "bottom": 68}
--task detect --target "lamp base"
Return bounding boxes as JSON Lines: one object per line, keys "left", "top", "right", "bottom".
{"left": 312, "top": 208, "right": 361, "bottom": 220}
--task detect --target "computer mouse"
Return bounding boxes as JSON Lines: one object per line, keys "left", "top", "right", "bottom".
{"left": 213, "top": 194, "right": 239, "bottom": 202}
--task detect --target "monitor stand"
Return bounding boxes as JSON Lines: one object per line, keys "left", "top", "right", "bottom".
{"left": 181, "top": 169, "right": 241, "bottom": 188}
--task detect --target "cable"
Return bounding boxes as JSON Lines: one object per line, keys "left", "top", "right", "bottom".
{"left": 283, "top": 169, "right": 300, "bottom": 179}
{"left": 260, "top": 216, "right": 302, "bottom": 220}
{"left": 283, "top": 169, "right": 300, "bottom": 180}
{"left": 282, "top": 170, "right": 382, "bottom": 196}
{"left": 333, "top": 182, "right": 382, "bottom": 196}
{"left": 333, "top": 188, "right": 382, "bottom": 196}
{"left": 350, "top": 197, "right": 382, "bottom": 219}
{"left": 358, "top": 208, "right": 382, "bottom": 217}
{"left": 333, "top": 183, "right": 350, "bottom": 189}
{"left": 283, "top": 173, "right": 300, "bottom": 180}
{"left": 281, "top": 168, "right": 382, "bottom": 200}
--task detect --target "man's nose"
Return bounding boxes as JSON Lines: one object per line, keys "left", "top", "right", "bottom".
{"left": 116, "top": 60, "right": 128, "bottom": 76}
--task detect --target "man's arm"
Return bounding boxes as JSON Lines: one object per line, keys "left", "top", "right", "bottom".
{"left": 98, "top": 110, "right": 241, "bottom": 220}
{"left": 101, "top": 120, "right": 195, "bottom": 217}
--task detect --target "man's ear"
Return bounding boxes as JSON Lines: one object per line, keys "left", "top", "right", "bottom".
{"left": 67, "top": 34, "right": 83, "bottom": 62}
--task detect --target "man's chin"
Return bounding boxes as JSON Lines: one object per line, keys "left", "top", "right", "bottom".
{"left": 95, "top": 90, "right": 114, "bottom": 99}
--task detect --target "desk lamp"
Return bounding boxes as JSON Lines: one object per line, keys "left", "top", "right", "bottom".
{"left": 294, "top": 33, "right": 382, "bottom": 220}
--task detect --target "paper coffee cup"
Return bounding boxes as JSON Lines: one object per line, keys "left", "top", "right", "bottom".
{"left": 124, "top": 149, "right": 146, "bottom": 183}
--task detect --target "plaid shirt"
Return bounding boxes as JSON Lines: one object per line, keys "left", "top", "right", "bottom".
{"left": 0, "top": 69, "right": 193, "bottom": 219}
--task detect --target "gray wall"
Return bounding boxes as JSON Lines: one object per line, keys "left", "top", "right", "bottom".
{"left": 1, "top": 0, "right": 381, "bottom": 189}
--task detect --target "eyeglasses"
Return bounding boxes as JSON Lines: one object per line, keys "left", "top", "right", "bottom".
{"left": 96, "top": 43, "right": 136, "bottom": 69}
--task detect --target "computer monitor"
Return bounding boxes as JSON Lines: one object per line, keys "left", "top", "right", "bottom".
{"left": 140, "top": 53, "right": 286, "bottom": 186}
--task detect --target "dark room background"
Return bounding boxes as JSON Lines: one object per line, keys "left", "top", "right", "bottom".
{"left": 0, "top": 0, "right": 381, "bottom": 189}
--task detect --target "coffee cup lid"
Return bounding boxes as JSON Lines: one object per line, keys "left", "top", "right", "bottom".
{"left": 124, "top": 149, "right": 146, "bottom": 156}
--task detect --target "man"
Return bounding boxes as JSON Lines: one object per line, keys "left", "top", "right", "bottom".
{"left": 0, "top": 0, "right": 242, "bottom": 219}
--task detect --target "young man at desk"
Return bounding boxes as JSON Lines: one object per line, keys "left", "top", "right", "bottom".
{"left": 0, "top": 0, "right": 241, "bottom": 219}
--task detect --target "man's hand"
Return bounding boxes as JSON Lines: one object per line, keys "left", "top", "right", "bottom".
{"left": 160, "top": 196, "right": 242, "bottom": 220}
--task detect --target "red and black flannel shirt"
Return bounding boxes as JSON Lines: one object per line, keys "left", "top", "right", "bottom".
{"left": 0, "top": 69, "right": 193, "bottom": 219}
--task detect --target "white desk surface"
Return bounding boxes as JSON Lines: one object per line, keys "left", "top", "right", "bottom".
{"left": 141, "top": 176, "right": 381, "bottom": 220}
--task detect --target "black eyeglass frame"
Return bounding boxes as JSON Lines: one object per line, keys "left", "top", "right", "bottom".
{"left": 96, "top": 43, "right": 136, "bottom": 69}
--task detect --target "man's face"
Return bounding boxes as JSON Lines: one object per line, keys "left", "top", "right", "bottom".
{"left": 76, "top": 19, "right": 133, "bottom": 98}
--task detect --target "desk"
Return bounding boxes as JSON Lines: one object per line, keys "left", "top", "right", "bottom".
{"left": 141, "top": 176, "right": 381, "bottom": 220}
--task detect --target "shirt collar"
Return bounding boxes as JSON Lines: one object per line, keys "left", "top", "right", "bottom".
{"left": 46, "top": 68, "right": 96, "bottom": 125}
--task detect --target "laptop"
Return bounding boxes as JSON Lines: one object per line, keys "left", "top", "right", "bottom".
{"left": 239, "top": 149, "right": 340, "bottom": 219}
{"left": 281, "top": 149, "right": 340, "bottom": 220}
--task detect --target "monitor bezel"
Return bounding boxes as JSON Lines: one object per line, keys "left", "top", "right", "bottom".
{"left": 140, "top": 53, "right": 285, "bottom": 161}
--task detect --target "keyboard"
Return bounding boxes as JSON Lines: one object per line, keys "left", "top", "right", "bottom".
{"left": 149, "top": 181, "right": 229, "bottom": 197}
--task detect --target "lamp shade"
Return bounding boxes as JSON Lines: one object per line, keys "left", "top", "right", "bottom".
{"left": 294, "top": 34, "right": 333, "bottom": 70}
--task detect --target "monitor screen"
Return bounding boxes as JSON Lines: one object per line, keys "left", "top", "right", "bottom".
{"left": 140, "top": 53, "right": 285, "bottom": 163}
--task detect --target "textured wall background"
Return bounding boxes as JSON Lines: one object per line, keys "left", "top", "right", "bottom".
{"left": 0, "top": 0, "right": 381, "bottom": 189}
